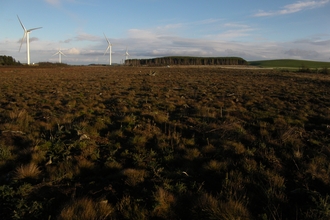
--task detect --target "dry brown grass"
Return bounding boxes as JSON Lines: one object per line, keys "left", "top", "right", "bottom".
{"left": 184, "top": 148, "right": 201, "bottom": 160}
{"left": 152, "top": 187, "right": 176, "bottom": 218}
{"left": 203, "top": 159, "right": 226, "bottom": 172}
{"left": 13, "top": 162, "right": 41, "bottom": 180}
{"left": 58, "top": 197, "right": 115, "bottom": 220}
{"left": 122, "top": 168, "right": 147, "bottom": 186}
{"left": 1, "top": 66, "right": 330, "bottom": 219}
{"left": 196, "top": 193, "right": 251, "bottom": 219}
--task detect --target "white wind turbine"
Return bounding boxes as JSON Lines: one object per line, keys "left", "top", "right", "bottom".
{"left": 17, "top": 15, "right": 42, "bottom": 65}
{"left": 124, "top": 47, "right": 130, "bottom": 60}
{"left": 53, "top": 48, "right": 66, "bottom": 63}
{"left": 103, "top": 33, "right": 112, "bottom": 65}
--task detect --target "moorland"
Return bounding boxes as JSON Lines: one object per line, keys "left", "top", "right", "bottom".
{"left": 0, "top": 65, "right": 329, "bottom": 219}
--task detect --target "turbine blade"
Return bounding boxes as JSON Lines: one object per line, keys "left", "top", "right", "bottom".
{"left": 104, "top": 45, "right": 110, "bottom": 56}
{"left": 19, "top": 32, "right": 26, "bottom": 52}
{"left": 27, "top": 27, "right": 42, "bottom": 32}
{"left": 17, "top": 15, "right": 26, "bottom": 31}
{"left": 103, "top": 33, "right": 110, "bottom": 45}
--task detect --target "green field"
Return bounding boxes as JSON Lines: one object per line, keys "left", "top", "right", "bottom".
{"left": 249, "top": 59, "right": 330, "bottom": 69}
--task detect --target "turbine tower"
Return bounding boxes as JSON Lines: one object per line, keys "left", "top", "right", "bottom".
{"left": 53, "top": 48, "right": 66, "bottom": 63}
{"left": 17, "top": 15, "right": 42, "bottom": 65}
{"left": 124, "top": 47, "right": 130, "bottom": 60}
{"left": 103, "top": 33, "right": 112, "bottom": 65}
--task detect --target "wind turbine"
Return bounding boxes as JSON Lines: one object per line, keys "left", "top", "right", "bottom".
{"left": 103, "top": 33, "right": 112, "bottom": 65}
{"left": 17, "top": 15, "right": 42, "bottom": 65}
{"left": 53, "top": 48, "right": 66, "bottom": 63}
{"left": 124, "top": 47, "right": 130, "bottom": 60}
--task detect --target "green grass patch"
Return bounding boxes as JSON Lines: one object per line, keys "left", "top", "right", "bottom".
{"left": 249, "top": 59, "right": 330, "bottom": 69}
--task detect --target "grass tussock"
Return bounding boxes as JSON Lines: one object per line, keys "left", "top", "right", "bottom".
{"left": 122, "top": 168, "right": 147, "bottom": 186}
{"left": 152, "top": 187, "right": 176, "bottom": 218}
{"left": 13, "top": 163, "right": 41, "bottom": 180}
{"left": 195, "top": 193, "right": 251, "bottom": 220}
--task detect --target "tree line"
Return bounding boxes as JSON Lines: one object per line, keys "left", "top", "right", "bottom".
{"left": 0, "top": 55, "right": 21, "bottom": 66}
{"left": 125, "top": 56, "right": 248, "bottom": 66}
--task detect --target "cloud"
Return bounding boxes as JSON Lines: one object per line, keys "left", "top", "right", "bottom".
{"left": 62, "top": 33, "right": 101, "bottom": 43}
{"left": 223, "top": 23, "right": 250, "bottom": 29}
{"left": 213, "top": 28, "right": 254, "bottom": 40}
{"left": 128, "top": 18, "right": 225, "bottom": 40}
{"left": 254, "top": 0, "right": 329, "bottom": 17}
{"left": 225, "top": 49, "right": 248, "bottom": 57}
{"left": 81, "top": 50, "right": 104, "bottom": 56}
{"left": 75, "top": 33, "right": 101, "bottom": 42}
{"left": 45, "top": 0, "right": 61, "bottom": 7}
{"left": 284, "top": 48, "right": 319, "bottom": 59}
{"left": 45, "top": 0, "right": 97, "bottom": 7}
{"left": 17, "top": 37, "right": 40, "bottom": 44}
{"left": 66, "top": 48, "right": 80, "bottom": 55}
{"left": 63, "top": 39, "right": 72, "bottom": 43}
{"left": 197, "top": 22, "right": 255, "bottom": 40}
{"left": 3, "top": 19, "right": 330, "bottom": 65}
{"left": 294, "top": 38, "right": 330, "bottom": 46}
{"left": 161, "top": 23, "right": 183, "bottom": 30}
{"left": 198, "top": 18, "right": 222, "bottom": 25}
{"left": 127, "top": 29, "right": 158, "bottom": 40}
{"left": 30, "top": 37, "right": 39, "bottom": 43}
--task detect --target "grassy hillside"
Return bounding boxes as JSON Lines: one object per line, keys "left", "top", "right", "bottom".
{"left": 249, "top": 59, "right": 330, "bottom": 69}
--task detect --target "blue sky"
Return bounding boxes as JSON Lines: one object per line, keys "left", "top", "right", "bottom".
{"left": 0, "top": 0, "right": 329, "bottom": 64}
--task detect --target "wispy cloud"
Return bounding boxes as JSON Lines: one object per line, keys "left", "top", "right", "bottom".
{"left": 45, "top": 0, "right": 61, "bottom": 7}
{"left": 62, "top": 32, "right": 101, "bottom": 43}
{"left": 254, "top": 0, "right": 329, "bottom": 17}
{"left": 213, "top": 29, "right": 254, "bottom": 40}
{"left": 74, "top": 33, "right": 101, "bottom": 41}
{"left": 191, "top": 18, "right": 223, "bottom": 26}
{"left": 44, "top": 0, "right": 97, "bottom": 7}
{"left": 16, "top": 37, "right": 40, "bottom": 44}
{"left": 294, "top": 38, "right": 330, "bottom": 46}
{"left": 207, "top": 23, "right": 254, "bottom": 40}
{"left": 66, "top": 47, "right": 80, "bottom": 55}
{"left": 127, "top": 29, "right": 159, "bottom": 40}
{"left": 128, "top": 20, "right": 253, "bottom": 42}
{"left": 3, "top": 18, "right": 329, "bottom": 64}
{"left": 284, "top": 48, "right": 319, "bottom": 59}
{"left": 223, "top": 23, "right": 250, "bottom": 29}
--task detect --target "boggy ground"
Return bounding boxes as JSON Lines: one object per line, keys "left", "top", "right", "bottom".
{"left": 0, "top": 66, "right": 329, "bottom": 219}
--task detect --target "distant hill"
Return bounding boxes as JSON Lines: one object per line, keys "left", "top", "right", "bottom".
{"left": 248, "top": 59, "right": 330, "bottom": 69}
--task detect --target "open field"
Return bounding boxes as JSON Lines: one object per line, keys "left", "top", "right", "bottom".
{"left": 249, "top": 59, "right": 330, "bottom": 70}
{"left": 0, "top": 66, "right": 330, "bottom": 219}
